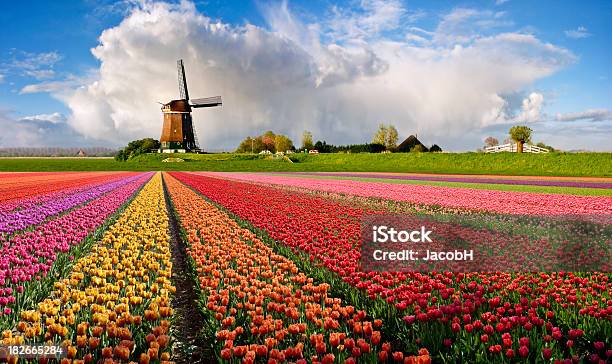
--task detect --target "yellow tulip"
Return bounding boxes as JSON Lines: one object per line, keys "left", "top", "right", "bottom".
{"left": 4, "top": 173, "right": 174, "bottom": 363}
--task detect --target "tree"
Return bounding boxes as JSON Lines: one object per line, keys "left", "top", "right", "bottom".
{"left": 372, "top": 124, "right": 388, "bottom": 146}
{"left": 429, "top": 144, "right": 442, "bottom": 152}
{"left": 536, "top": 142, "right": 557, "bottom": 152}
{"left": 262, "top": 131, "right": 276, "bottom": 152}
{"left": 386, "top": 125, "right": 399, "bottom": 150}
{"left": 236, "top": 132, "right": 293, "bottom": 153}
{"left": 115, "top": 138, "right": 160, "bottom": 161}
{"left": 410, "top": 144, "right": 426, "bottom": 153}
{"left": 275, "top": 134, "right": 294, "bottom": 153}
{"left": 484, "top": 137, "right": 499, "bottom": 147}
{"left": 368, "top": 143, "right": 386, "bottom": 153}
{"left": 372, "top": 123, "right": 400, "bottom": 150}
{"left": 314, "top": 140, "right": 335, "bottom": 153}
{"left": 509, "top": 126, "right": 532, "bottom": 153}
{"left": 236, "top": 137, "right": 256, "bottom": 153}
{"left": 311, "top": 141, "right": 385, "bottom": 153}
{"left": 114, "top": 149, "right": 126, "bottom": 161}
{"left": 302, "top": 131, "right": 314, "bottom": 150}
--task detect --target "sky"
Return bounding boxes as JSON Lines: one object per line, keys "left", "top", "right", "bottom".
{"left": 0, "top": 0, "right": 610, "bottom": 151}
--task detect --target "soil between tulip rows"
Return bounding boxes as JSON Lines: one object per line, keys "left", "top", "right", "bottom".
{"left": 163, "top": 179, "right": 214, "bottom": 364}
{"left": 166, "top": 172, "right": 422, "bottom": 358}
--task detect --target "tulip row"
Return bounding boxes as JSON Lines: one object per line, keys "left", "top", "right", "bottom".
{"left": 0, "top": 173, "right": 144, "bottom": 236}
{"left": 171, "top": 172, "right": 611, "bottom": 363}
{"left": 282, "top": 172, "right": 612, "bottom": 189}
{"left": 0, "top": 172, "right": 137, "bottom": 217}
{"left": 1, "top": 172, "right": 175, "bottom": 363}
{"left": 0, "top": 172, "right": 50, "bottom": 179}
{"left": 203, "top": 172, "right": 612, "bottom": 215}
{"left": 0, "top": 172, "right": 132, "bottom": 210}
{"left": 164, "top": 173, "right": 431, "bottom": 363}
{"left": 0, "top": 173, "right": 153, "bottom": 328}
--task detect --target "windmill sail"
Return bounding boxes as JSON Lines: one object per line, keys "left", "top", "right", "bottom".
{"left": 190, "top": 96, "right": 222, "bottom": 108}
{"left": 177, "top": 59, "right": 189, "bottom": 101}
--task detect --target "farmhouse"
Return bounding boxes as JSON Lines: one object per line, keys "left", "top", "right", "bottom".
{"left": 397, "top": 135, "right": 428, "bottom": 152}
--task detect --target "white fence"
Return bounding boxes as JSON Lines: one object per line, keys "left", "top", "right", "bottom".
{"left": 484, "top": 143, "right": 549, "bottom": 154}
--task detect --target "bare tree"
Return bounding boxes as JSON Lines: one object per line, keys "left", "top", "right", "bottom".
{"left": 484, "top": 136, "right": 499, "bottom": 147}
{"left": 386, "top": 125, "right": 399, "bottom": 150}
{"left": 372, "top": 124, "right": 388, "bottom": 146}
{"left": 301, "top": 130, "right": 314, "bottom": 150}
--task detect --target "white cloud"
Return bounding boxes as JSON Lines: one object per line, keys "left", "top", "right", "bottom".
{"left": 433, "top": 8, "right": 513, "bottom": 45}
{"left": 325, "top": 0, "right": 408, "bottom": 41}
{"left": 480, "top": 106, "right": 612, "bottom": 151}
{"left": 516, "top": 92, "right": 544, "bottom": 123}
{"left": 353, "top": 0, "right": 406, "bottom": 34}
{"left": 555, "top": 109, "right": 611, "bottom": 122}
{"left": 0, "top": 74, "right": 4, "bottom": 83}
{"left": 21, "top": 82, "right": 64, "bottom": 94}
{"left": 19, "top": 112, "right": 66, "bottom": 124}
{"left": 409, "top": 26, "right": 434, "bottom": 36}
{"left": 91, "top": 0, "right": 140, "bottom": 17}
{"left": 29, "top": 1, "right": 583, "bottom": 150}
{"left": 404, "top": 33, "right": 428, "bottom": 44}
{"left": 10, "top": 51, "right": 63, "bottom": 80}
{"left": 564, "top": 26, "right": 591, "bottom": 39}
{"left": 0, "top": 110, "right": 97, "bottom": 148}
{"left": 20, "top": 74, "right": 90, "bottom": 94}
{"left": 530, "top": 121, "right": 612, "bottom": 151}
{"left": 260, "top": 0, "right": 388, "bottom": 87}
{"left": 495, "top": 0, "right": 510, "bottom": 5}
{"left": 24, "top": 69, "right": 56, "bottom": 79}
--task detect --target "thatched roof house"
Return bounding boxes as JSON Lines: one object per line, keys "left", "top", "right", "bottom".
{"left": 397, "top": 135, "right": 429, "bottom": 152}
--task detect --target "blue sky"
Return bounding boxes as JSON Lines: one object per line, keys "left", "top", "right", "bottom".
{"left": 0, "top": 0, "right": 610, "bottom": 150}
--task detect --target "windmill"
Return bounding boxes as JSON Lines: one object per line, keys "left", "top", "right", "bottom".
{"left": 159, "top": 59, "right": 222, "bottom": 152}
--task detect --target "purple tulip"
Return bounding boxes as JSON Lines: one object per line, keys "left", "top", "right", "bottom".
{"left": 0, "top": 172, "right": 152, "bottom": 314}
{"left": 0, "top": 174, "right": 146, "bottom": 235}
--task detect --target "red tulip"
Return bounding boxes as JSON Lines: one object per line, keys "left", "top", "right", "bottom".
{"left": 519, "top": 346, "right": 529, "bottom": 358}
{"left": 542, "top": 348, "right": 553, "bottom": 360}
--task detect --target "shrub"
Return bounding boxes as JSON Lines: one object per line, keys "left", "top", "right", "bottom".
{"left": 115, "top": 138, "right": 160, "bottom": 161}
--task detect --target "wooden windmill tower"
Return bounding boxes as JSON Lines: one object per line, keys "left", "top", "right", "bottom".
{"left": 159, "top": 60, "right": 222, "bottom": 153}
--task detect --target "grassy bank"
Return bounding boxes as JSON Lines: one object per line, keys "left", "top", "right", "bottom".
{"left": 0, "top": 152, "right": 610, "bottom": 177}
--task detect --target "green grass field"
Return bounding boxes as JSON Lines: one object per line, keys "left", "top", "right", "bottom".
{"left": 0, "top": 152, "right": 611, "bottom": 177}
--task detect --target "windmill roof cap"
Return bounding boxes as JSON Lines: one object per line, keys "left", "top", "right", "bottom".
{"left": 163, "top": 99, "right": 191, "bottom": 112}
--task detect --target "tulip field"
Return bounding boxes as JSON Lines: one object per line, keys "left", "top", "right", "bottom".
{"left": 0, "top": 171, "right": 610, "bottom": 363}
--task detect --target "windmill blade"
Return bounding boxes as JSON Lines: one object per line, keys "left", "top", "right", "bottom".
{"left": 177, "top": 59, "right": 190, "bottom": 101}
{"left": 190, "top": 96, "right": 222, "bottom": 108}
